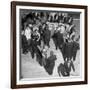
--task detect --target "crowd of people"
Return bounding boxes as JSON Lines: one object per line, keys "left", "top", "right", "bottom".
{"left": 21, "top": 11, "right": 80, "bottom": 76}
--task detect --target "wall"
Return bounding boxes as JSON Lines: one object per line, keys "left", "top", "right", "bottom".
{"left": 0, "top": 0, "right": 89, "bottom": 90}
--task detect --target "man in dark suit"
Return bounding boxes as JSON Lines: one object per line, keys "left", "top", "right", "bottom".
{"left": 52, "top": 30, "right": 64, "bottom": 50}
{"left": 21, "top": 31, "right": 28, "bottom": 54}
{"left": 42, "top": 24, "right": 51, "bottom": 48}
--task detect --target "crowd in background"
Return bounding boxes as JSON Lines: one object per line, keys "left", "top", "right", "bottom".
{"left": 21, "top": 11, "right": 80, "bottom": 76}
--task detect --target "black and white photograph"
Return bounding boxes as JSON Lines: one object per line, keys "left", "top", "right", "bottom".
{"left": 20, "top": 9, "right": 80, "bottom": 79}
{"left": 11, "top": 1, "right": 87, "bottom": 88}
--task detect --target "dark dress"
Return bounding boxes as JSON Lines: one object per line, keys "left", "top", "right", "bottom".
{"left": 58, "top": 60, "right": 74, "bottom": 77}
{"left": 58, "top": 63, "right": 70, "bottom": 76}
{"left": 22, "top": 35, "right": 28, "bottom": 54}
{"left": 44, "top": 55, "right": 57, "bottom": 75}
